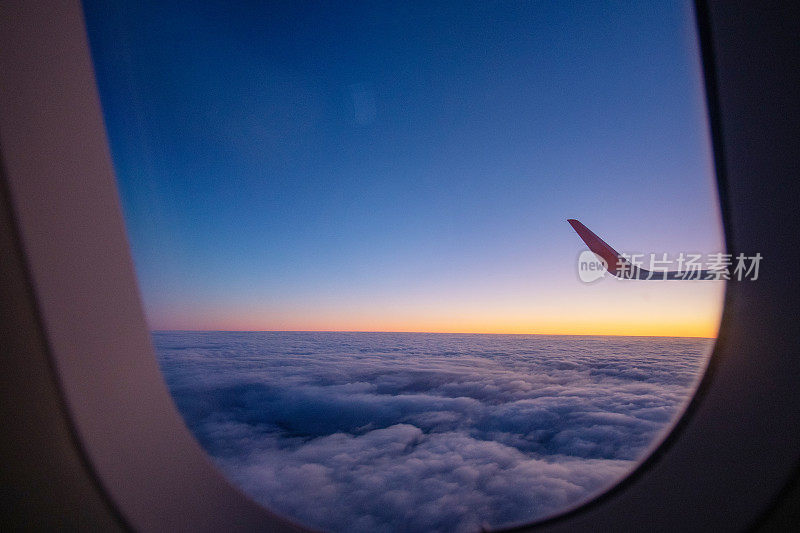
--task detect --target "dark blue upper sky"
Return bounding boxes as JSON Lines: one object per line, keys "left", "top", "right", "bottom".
{"left": 83, "top": 0, "right": 724, "bottom": 334}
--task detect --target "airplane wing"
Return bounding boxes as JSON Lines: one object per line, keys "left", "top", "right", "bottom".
{"left": 567, "top": 219, "right": 713, "bottom": 280}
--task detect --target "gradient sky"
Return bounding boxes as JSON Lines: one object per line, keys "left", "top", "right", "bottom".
{"left": 84, "top": 0, "right": 724, "bottom": 337}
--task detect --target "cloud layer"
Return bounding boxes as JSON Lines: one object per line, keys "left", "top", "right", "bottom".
{"left": 154, "top": 332, "right": 711, "bottom": 532}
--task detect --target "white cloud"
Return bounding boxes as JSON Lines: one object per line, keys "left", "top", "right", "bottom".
{"left": 155, "top": 332, "right": 711, "bottom": 532}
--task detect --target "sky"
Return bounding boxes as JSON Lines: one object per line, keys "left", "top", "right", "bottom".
{"left": 84, "top": 0, "right": 725, "bottom": 337}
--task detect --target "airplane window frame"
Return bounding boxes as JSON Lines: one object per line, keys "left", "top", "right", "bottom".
{"left": 1, "top": 0, "right": 799, "bottom": 531}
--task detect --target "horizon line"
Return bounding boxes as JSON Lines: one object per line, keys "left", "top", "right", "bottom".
{"left": 150, "top": 329, "right": 717, "bottom": 339}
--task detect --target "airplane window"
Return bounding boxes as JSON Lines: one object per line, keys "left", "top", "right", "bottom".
{"left": 82, "top": 1, "right": 725, "bottom": 531}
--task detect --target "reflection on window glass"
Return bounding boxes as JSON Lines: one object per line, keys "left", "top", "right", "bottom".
{"left": 84, "top": 1, "right": 724, "bottom": 531}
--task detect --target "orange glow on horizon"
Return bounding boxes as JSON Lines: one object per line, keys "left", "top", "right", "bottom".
{"left": 155, "top": 327, "right": 717, "bottom": 338}
{"left": 149, "top": 280, "right": 725, "bottom": 339}
{"left": 151, "top": 311, "right": 720, "bottom": 338}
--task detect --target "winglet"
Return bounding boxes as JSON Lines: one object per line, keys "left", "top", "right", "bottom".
{"left": 567, "top": 219, "right": 716, "bottom": 280}
{"left": 567, "top": 219, "right": 625, "bottom": 276}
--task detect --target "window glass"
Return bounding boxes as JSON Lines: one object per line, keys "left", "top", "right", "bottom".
{"left": 83, "top": 1, "right": 724, "bottom": 531}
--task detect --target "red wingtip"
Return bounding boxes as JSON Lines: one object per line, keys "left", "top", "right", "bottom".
{"left": 567, "top": 219, "right": 624, "bottom": 274}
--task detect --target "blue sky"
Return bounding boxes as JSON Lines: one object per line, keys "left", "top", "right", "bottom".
{"left": 84, "top": 0, "right": 724, "bottom": 335}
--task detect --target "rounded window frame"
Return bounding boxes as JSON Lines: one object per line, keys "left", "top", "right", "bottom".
{"left": 1, "top": 1, "right": 799, "bottom": 531}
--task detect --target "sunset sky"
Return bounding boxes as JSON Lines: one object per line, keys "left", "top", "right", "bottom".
{"left": 85, "top": 0, "right": 724, "bottom": 337}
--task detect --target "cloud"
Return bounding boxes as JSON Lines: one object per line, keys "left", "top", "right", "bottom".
{"left": 155, "top": 332, "right": 711, "bottom": 532}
